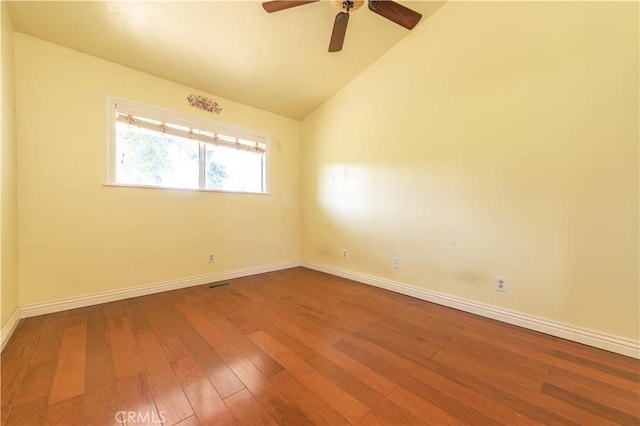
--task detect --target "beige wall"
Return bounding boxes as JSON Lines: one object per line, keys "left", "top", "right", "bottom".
{"left": 1, "top": 3, "right": 19, "bottom": 328}
{"left": 15, "top": 34, "right": 301, "bottom": 306}
{"left": 301, "top": 2, "right": 639, "bottom": 340}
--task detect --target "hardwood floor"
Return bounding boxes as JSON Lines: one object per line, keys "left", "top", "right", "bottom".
{"left": 2, "top": 267, "right": 639, "bottom": 425}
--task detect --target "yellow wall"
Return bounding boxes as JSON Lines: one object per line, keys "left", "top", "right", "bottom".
{"left": 15, "top": 34, "right": 301, "bottom": 306}
{"left": 1, "top": 3, "right": 19, "bottom": 328}
{"left": 301, "top": 2, "right": 639, "bottom": 340}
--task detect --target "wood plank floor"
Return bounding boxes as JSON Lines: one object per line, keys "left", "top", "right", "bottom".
{"left": 2, "top": 267, "right": 639, "bottom": 425}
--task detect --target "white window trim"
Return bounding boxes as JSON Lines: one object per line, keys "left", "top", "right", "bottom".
{"left": 105, "top": 95, "right": 271, "bottom": 194}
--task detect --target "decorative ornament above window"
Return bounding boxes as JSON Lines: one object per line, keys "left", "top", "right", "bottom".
{"left": 187, "top": 94, "right": 222, "bottom": 114}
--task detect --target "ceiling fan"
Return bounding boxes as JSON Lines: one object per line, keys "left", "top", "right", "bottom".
{"left": 262, "top": 0, "right": 422, "bottom": 52}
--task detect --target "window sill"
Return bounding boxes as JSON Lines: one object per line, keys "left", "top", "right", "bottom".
{"left": 103, "top": 182, "right": 271, "bottom": 195}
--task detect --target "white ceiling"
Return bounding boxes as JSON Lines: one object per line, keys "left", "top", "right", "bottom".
{"left": 7, "top": 1, "right": 444, "bottom": 119}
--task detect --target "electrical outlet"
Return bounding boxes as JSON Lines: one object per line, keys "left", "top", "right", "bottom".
{"left": 208, "top": 253, "right": 215, "bottom": 263}
{"left": 393, "top": 257, "right": 400, "bottom": 269}
{"left": 342, "top": 249, "right": 348, "bottom": 260}
{"left": 495, "top": 276, "right": 507, "bottom": 292}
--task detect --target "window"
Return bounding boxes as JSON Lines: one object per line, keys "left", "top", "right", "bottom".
{"left": 107, "top": 97, "right": 268, "bottom": 193}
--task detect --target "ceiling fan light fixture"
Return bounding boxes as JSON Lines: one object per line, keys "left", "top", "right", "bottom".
{"left": 330, "top": 0, "right": 365, "bottom": 12}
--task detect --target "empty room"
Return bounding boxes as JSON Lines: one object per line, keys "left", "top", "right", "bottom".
{"left": 1, "top": 0, "right": 638, "bottom": 425}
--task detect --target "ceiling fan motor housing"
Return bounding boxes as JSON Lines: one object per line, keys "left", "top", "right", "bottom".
{"left": 368, "top": 0, "right": 381, "bottom": 11}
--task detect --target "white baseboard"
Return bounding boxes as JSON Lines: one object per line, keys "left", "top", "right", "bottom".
{"left": 303, "top": 261, "right": 640, "bottom": 359}
{"left": 21, "top": 260, "right": 301, "bottom": 318}
{"left": 12, "top": 259, "right": 640, "bottom": 359}
{"left": 1, "top": 306, "right": 22, "bottom": 352}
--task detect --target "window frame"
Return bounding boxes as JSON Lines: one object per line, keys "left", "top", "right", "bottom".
{"left": 105, "top": 95, "right": 271, "bottom": 194}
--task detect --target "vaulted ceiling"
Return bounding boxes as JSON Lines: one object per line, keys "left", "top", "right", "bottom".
{"left": 6, "top": 1, "right": 444, "bottom": 119}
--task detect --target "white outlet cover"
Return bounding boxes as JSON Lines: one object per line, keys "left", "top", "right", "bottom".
{"left": 495, "top": 276, "right": 508, "bottom": 292}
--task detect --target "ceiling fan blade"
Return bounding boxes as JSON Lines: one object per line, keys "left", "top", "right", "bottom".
{"left": 262, "top": 1, "right": 319, "bottom": 13}
{"left": 328, "top": 12, "right": 349, "bottom": 52}
{"left": 367, "top": 0, "right": 422, "bottom": 30}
